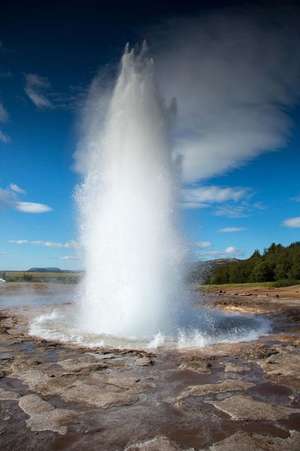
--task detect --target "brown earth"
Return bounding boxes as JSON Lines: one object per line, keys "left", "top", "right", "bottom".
{"left": 0, "top": 283, "right": 300, "bottom": 450}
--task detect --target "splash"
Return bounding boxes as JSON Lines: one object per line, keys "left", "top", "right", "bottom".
{"left": 76, "top": 44, "right": 186, "bottom": 338}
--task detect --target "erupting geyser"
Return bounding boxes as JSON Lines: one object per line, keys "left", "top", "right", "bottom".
{"left": 29, "top": 45, "right": 270, "bottom": 348}
{"left": 77, "top": 45, "right": 185, "bottom": 338}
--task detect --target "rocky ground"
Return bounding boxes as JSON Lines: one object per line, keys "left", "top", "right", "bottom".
{"left": 0, "top": 283, "right": 300, "bottom": 450}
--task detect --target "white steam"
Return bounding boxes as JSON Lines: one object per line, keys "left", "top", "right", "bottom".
{"left": 154, "top": 11, "right": 300, "bottom": 181}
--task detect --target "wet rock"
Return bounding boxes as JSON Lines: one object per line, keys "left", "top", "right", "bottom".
{"left": 208, "top": 394, "right": 300, "bottom": 420}
{"left": 57, "top": 355, "right": 107, "bottom": 373}
{"left": 125, "top": 435, "right": 194, "bottom": 450}
{"left": 177, "top": 379, "right": 254, "bottom": 402}
{"left": 258, "top": 349, "right": 300, "bottom": 378}
{"left": 135, "top": 357, "right": 153, "bottom": 366}
{"left": 62, "top": 380, "right": 139, "bottom": 408}
{"left": 0, "top": 387, "right": 19, "bottom": 400}
{"left": 102, "top": 373, "right": 142, "bottom": 389}
{"left": 202, "top": 430, "right": 300, "bottom": 450}
{"left": 18, "top": 394, "right": 77, "bottom": 435}
{"left": 179, "top": 356, "right": 213, "bottom": 374}
{"left": 0, "top": 352, "right": 14, "bottom": 361}
{"left": 241, "top": 344, "right": 279, "bottom": 361}
{"left": 11, "top": 367, "right": 52, "bottom": 391}
{"left": 224, "top": 362, "right": 250, "bottom": 373}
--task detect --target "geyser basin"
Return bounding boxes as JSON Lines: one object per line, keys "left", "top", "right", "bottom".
{"left": 29, "top": 302, "right": 270, "bottom": 350}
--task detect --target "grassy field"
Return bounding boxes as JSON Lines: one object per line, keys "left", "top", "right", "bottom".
{"left": 201, "top": 280, "right": 300, "bottom": 291}
{"left": 0, "top": 271, "right": 82, "bottom": 284}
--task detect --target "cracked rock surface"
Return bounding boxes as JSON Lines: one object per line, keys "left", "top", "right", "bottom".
{"left": 1, "top": 283, "right": 300, "bottom": 450}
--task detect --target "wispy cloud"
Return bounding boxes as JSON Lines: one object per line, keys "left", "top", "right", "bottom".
{"left": 283, "top": 217, "right": 300, "bottom": 228}
{"left": 215, "top": 201, "right": 264, "bottom": 218}
{"left": 60, "top": 255, "right": 80, "bottom": 261}
{"left": 0, "top": 184, "right": 52, "bottom": 214}
{"left": 24, "top": 73, "right": 86, "bottom": 111}
{"left": 218, "top": 227, "right": 246, "bottom": 233}
{"left": 0, "top": 187, "right": 15, "bottom": 207}
{"left": 197, "top": 245, "right": 243, "bottom": 260}
{"left": 25, "top": 73, "right": 53, "bottom": 109}
{"left": 0, "top": 102, "right": 10, "bottom": 143}
{"left": 15, "top": 202, "right": 52, "bottom": 214}
{"left": 9, "top": 183, "right": 26, "bottom": 194}
{"left": 195, "top": 240, "right": 212, "bottom": 249}
{"left": 0, "top": 102, "right": 8, "bottom": 122}
{"left": 0, "top": 130, "right": 11, "bottom": 143}
{"left": 9, "top": 240, "right": 79, "bottom": 249}
{"left": 182, "top": 185, "right": 249, "bottom": 209}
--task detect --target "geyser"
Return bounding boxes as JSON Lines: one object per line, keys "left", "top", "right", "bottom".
{"left": 76, "top": 45, "right": 185, "bottom": 338}
{"left": 30, "top": 45, "right": 270, "bottom": 349}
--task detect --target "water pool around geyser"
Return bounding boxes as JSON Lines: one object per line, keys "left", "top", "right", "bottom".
{"left": 29, "top": 299, "right": 270, "bottom": 350}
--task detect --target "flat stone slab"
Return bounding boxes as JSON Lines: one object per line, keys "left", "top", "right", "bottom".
{"left": 12, "top": 367, "right": 52, "bottom": 392}
{"left": 18, "top": 394, "right": 77, "bottom": 435}
{"left": 135, "top": 356, "right": 153, "bottom": 366}
{"left": 0, "top": 387, "right": 20, "bottom": 400}
{"left": 178, "top": 379, "right": 254, "bottom": 401}
{"left": 125, "top": 435, "right": 194, "bottom": 450}
{"left": 62, "top": 380, "right": 139, "bottom": 408}
{"left": 57, "top": 356, "right": 107, "bottom": 372}
{"left": 224, "top": 362, "right": 250, "bottom": 373}
{"left": 258, "top": 350, "right": 300, "bottom": 378}
{"left": 202, "top": 430, "right": 300, "bottom": 451}
{"left": 208, "top": 394, "right": 300, "bottom": 420}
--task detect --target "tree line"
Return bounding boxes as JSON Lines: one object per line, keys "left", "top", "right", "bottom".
{"left": 205, "top": 242, "right": 300, "bottom": 284}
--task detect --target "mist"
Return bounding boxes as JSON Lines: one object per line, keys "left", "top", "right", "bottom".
{"left": 151, "top": 8, "right": 300, "bottom": 182}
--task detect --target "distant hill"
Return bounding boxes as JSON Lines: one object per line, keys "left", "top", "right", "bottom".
{"left": 27, "top": 267, "right": 63, "bottom": 273}
{"left": 188, "top": 258, "right": 239, "bottom": 283}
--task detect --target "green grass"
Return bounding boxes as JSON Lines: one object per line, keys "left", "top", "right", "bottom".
{"left": 201, "top": 280, "right": 300, "bottom": 290}
{"left": 0, "top": 271, "right": 82, "bottom": 284}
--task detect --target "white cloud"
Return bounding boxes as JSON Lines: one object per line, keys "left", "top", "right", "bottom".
{"left": 0, "top": 185, "right": 51, "bottom": 214}
{"left": 197, "top": 245, "right": 243, "bottom": 260}
{"left": 25, "top": 73, "right": 53, "bottom": 109}
{"left": 24, "top": 73, "right": 83, "bottom": 111}
{"left": 8, "top": 240, "right": 28, "bottom": 244}
{"left": 9, "top": 239, "right": 79, "bottom": 248}
{"left": 225, "top": 246, "right": 239, "bottom": 254}
{"left": 15, "top": 202, "right": 52, "bottom": 213}
{"left": 219, "top": 227, "right": 245, "bottom": 233}
{"left": 0, "top": 187, "right": 15, "bottom": 207}
{"left": 182, "top": 186, "right": 249, "bottom": 209}
{"left": 195, "top": 240, "right": 212, "bottom": 249}
{"left": 283, "top": 217, "right": 300, "bottom": 228}
{"left": 9, "top": 183, "right": 25, "bottom": 194}
{"left": 0, "top": 130, "right": 10, "bottom": 143}
{"left": 215, "top": 201, "right": 264, "bottom": 218}
{"left": 60, "top": 255, "right": 80, "bottom": 261}
{"left": 155, "top": 10, "right": 300, "bottom": 182}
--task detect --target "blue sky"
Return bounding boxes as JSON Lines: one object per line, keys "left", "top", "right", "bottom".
{"left": 0, "top": 2, "right": 300, "bottom": 270}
